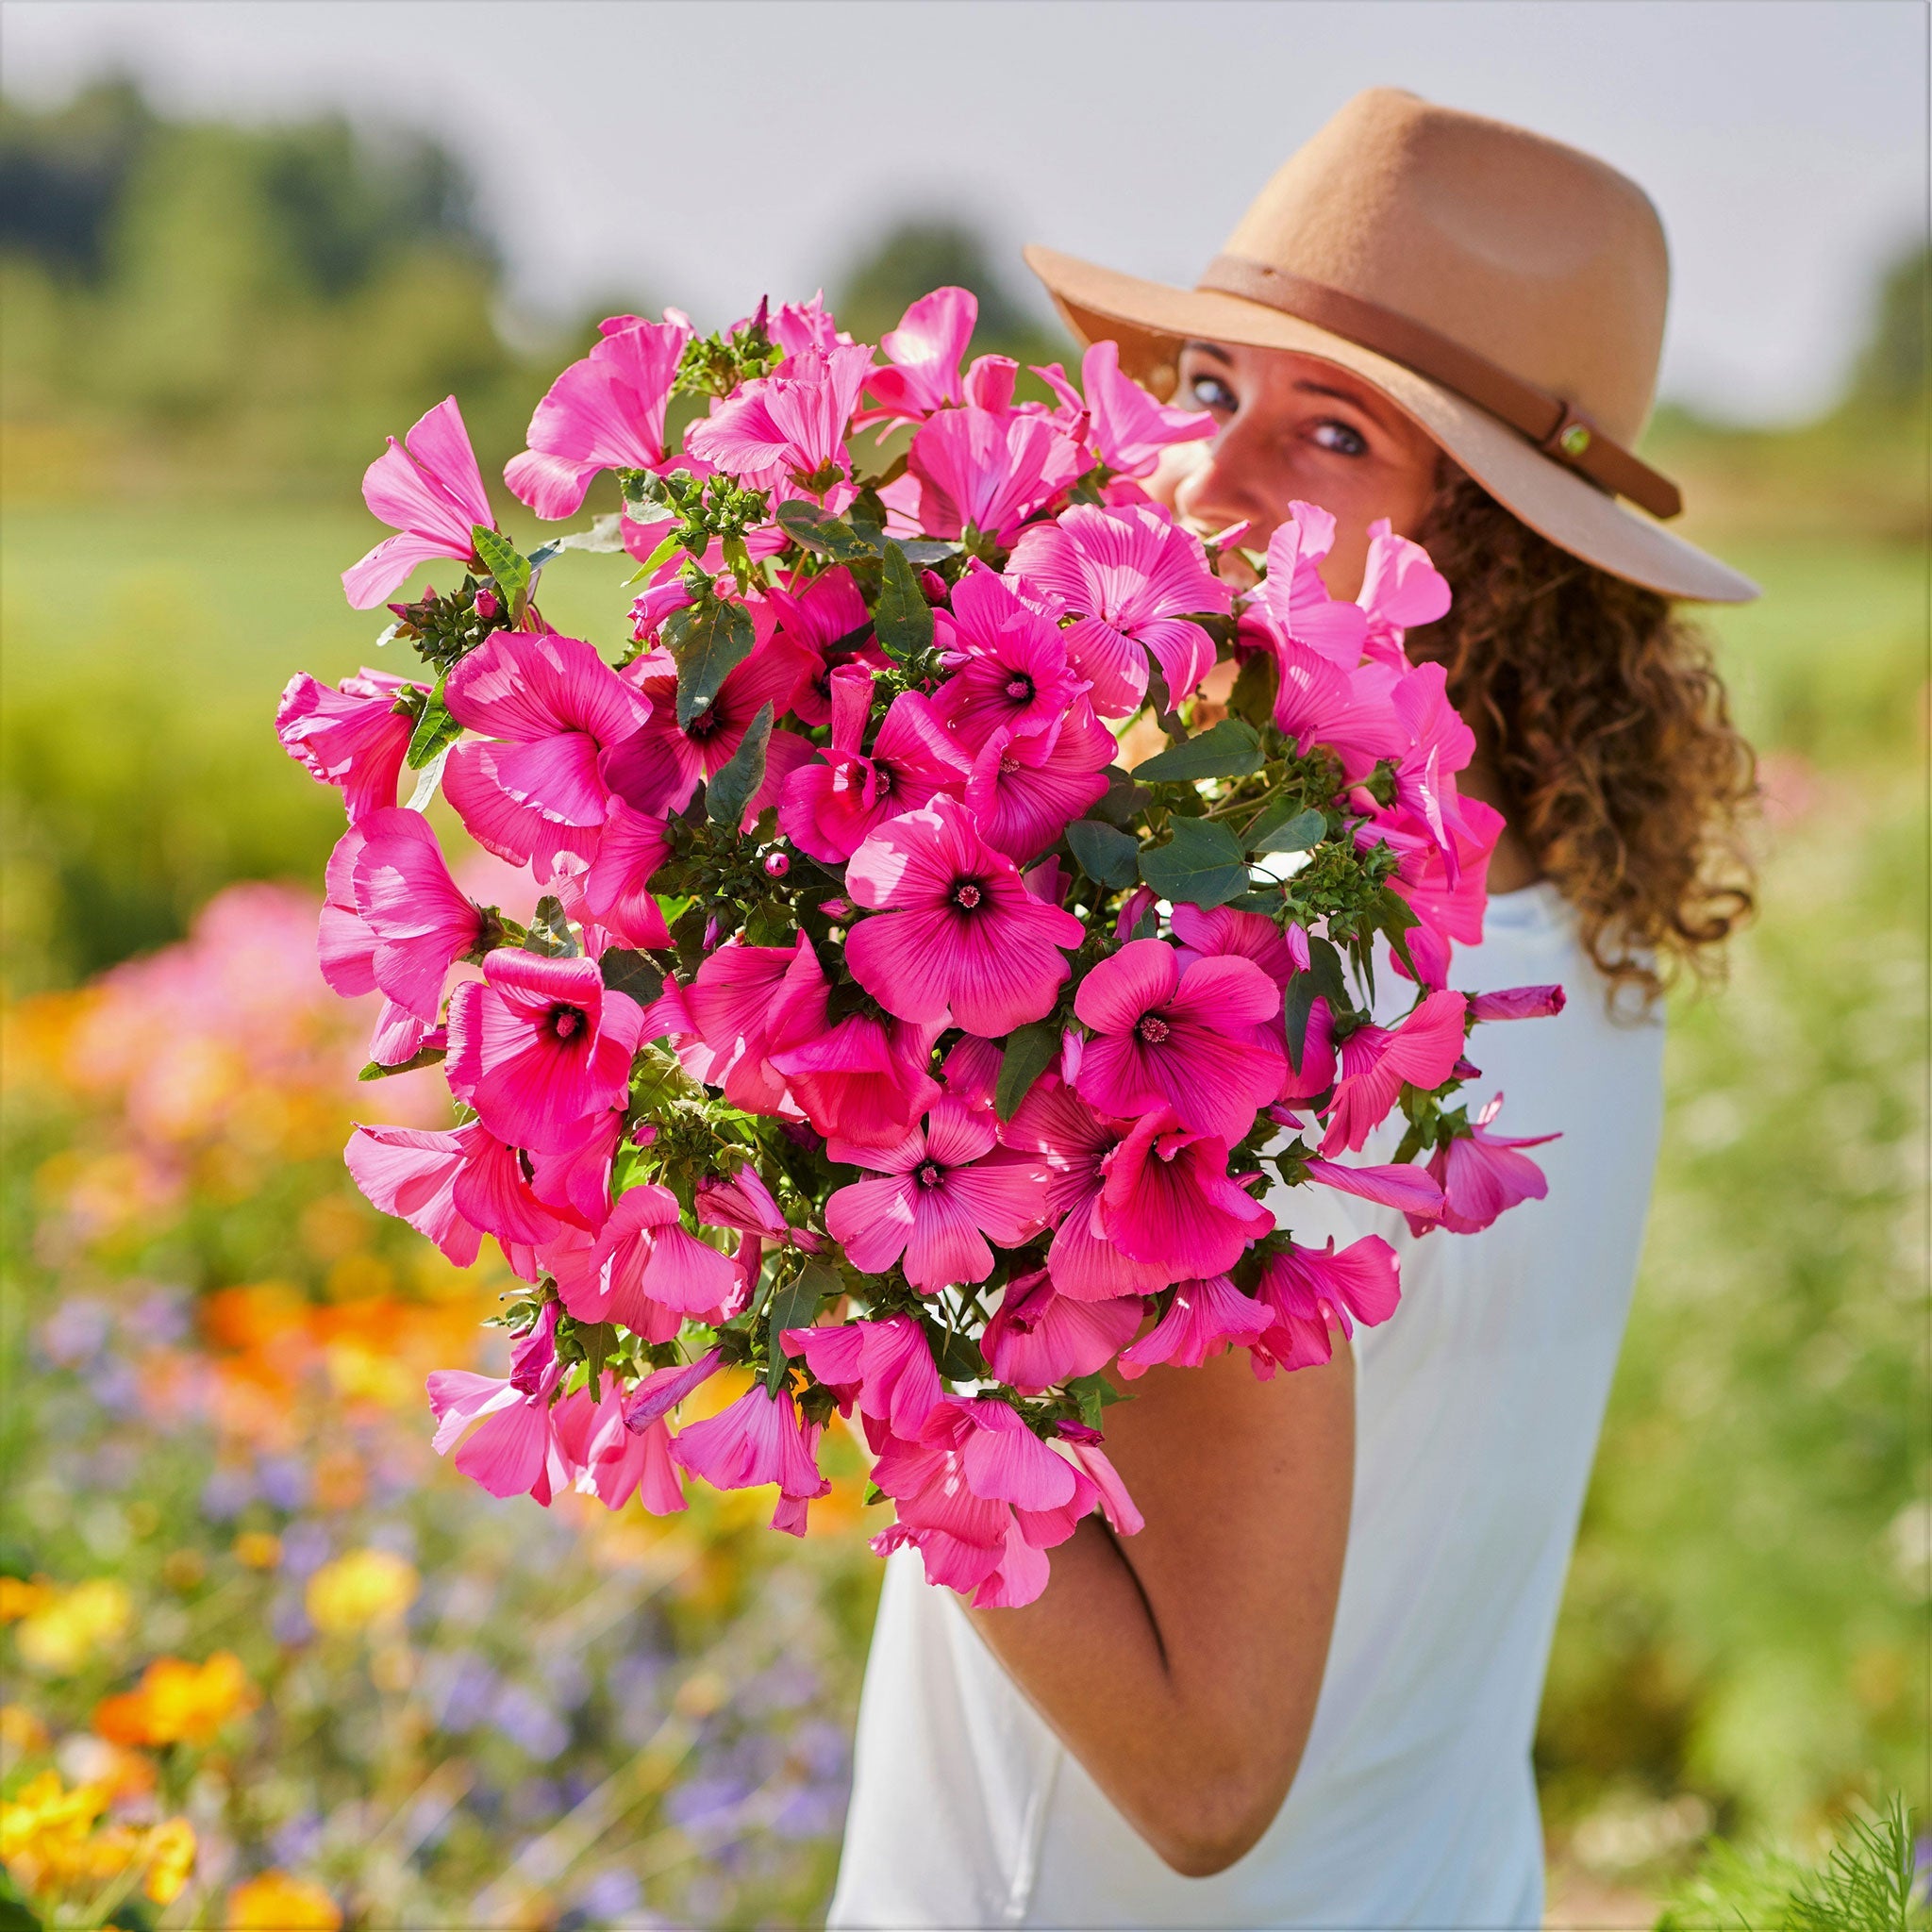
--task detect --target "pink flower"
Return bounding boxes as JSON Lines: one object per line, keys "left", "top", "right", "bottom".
{"left": 675, "top": 933, "right": 827, "bottom": 1116}
{"left": 1117, "top": 1273, "right": 1273, "bottom": 1378}
{"left": 963, "top": 710, "right": 1114, "bottom": 862}
{"left": 1001, "top": 1075, "right": 1171, "bottom": 1300}
{"left": 1391, "top": 659, "right": 1479, "bottom": 850}
{"left": 1301, "top": 1154, "right": 1443, "bottom": 1221}
{"left": 931, "top": 563, "right": 1088, "bottom": 754}
{"left": 343, "top": 396, "right": 494, "bottom": 608}
{"left": 684, "top": 341, "right": 874, "bottom": 503}
{"left": 844, "top": 798, "right": 1084, "bottom": 1038}
{"left": 1281, "top": 996, "right": 1340, "bottom": 1104}
{"left": 1256, "top": 623, "right": 1406, "bottom": 778}
{"left": 445, "top": 950, "right": 644, "bottom": 1153}
{"left": 940, "top": 1032, "right": 1005, "bottom": 1110}
{"left": 525, "top": 1107, "right": 625, "bottom": 1229}
{"left": 1255, "top": 1234, "right": 1401, "bottom": 1371}
{"left": 1320, "top": 988, "right": 1468, "bottom": 1156}
{"left": 981, "top": 1270, "right": 1141, "bottom": 1393}
{"left": 882, "top": 406, "right": 1087, "bottom": 545}
{"left": 601, "top": 627, "right": 811, "bottom": 818}
{"left": 345, "top": 808, "right": 486, "bottom": 1022}
{"left": 1252, "top": 502, "right": 1371, "bottom": 664}
{"left": 551, "top": 1386, "right": 686, "bottom": 1514}
{"left": 1169, "top": 903, "right": 1299, "bottom": 1004}
{"left": 824, "top": 1097, "right": 1050, "bottom": 1291}
{"left": 858, "top": 286, "right": 978, "bottom": 423}
{"left": 1357, "top": 517, "right": 1451, "bottom": 664}
{"left": 575, "top": 798, "right": 673, "bottom": 949}
{"left": 1036, "top": 341, "right": 1217, "bottom": 479}
{"left": 871, "top": 1398, "right": 1102, "bottom": 1607}
{"left": 1099, "top": 1108, "right": 1274, "bottom": 1280}
{"left": 1073, "top": 939, "right": 1285, "bottom": 1144}
{"left": 623, "top": 1346, "right": 725, "bottom": 1431}
{"left": 551, "top": 1182, "right": 741, "bottom": 1335}
{"left": 782, "top": 1313, "right": 942, "bottom": 1439}
{"left": 696, "top": 1163, "right": 824, "bottom": 1254}
{"left": 1468, "top": 984, "right": 1567, "bottom": 1023}
{"left": 1419, "top": 1095, "right": 1558, "bottom": 1236}
{"left": 427, "top": 1308, "right": 565, "bottom": 1503}
{"left": 670, "top": 1383, "right": 830, "bottom": 1500}
{"left": 767, "top": 567, "right": 884, "bottom": 724}
{"left": 766, "top": 1011, "right": 943, "bottom": 1149}
{"left": 441, "top": 630, "right": 656, "bottom": 878}
{"left": 276, "top": 669, "right": 421, "bottom": 823}
{"left": 1006, "top": 501, "right": 1229, "bottom": 718}
{"left": 345, "top": 1120, "right": 563, "bottom": 1267}
{"left": 779, "top": 677, "right": 970, "bottom": 865}
{"left": 505, "top": 311, "right": 694, "bottom": 520}
{"left": 1362, "top": 798, "right": 1502, "bottom": 988}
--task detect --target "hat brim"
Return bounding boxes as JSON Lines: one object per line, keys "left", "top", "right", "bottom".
{"left": 1024, "top": 245, "right": 1758, "bottom": 606}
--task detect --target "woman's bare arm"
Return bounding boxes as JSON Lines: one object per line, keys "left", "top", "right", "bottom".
{"left": 965, "top": 1341, "right": 1355, "bottom": 1877}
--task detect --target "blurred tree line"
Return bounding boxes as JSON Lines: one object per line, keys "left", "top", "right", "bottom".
{"left": 0, "top": 83, "right": 1064, "bottom": 497}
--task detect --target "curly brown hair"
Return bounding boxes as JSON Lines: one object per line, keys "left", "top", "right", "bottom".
{"left": 1405, "top": 466, "right": 1757, "bottom": 1004}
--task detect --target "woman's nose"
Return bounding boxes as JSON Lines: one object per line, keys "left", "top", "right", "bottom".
{"left": 1173, "top": 427, "right": 1274, "bottom": 538}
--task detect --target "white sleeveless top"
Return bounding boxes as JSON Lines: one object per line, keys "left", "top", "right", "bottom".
{"left": 827, "top": 883, "right": 1665, "bottom": 1930}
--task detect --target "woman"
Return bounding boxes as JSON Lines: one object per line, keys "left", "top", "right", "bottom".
{"left": 828, "top": 90, "right": 1757, "bottom": 1930}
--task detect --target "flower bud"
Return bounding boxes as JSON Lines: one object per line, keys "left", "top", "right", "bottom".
{"left": 475, "top": 589, "right": 501, "bottom": 624}
{"left": 762, "top": 851, "right": 791, "bottom": 879}
{"left": 820, "top": 896, "right": 852, "bottom": 922}
{"left": 918, "top": 570, "right": 948, "bottom": 606}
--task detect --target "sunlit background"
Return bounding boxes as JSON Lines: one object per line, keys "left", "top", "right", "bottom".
{"left": 0, "top": 3, "right": 1924, "bottom": 1927}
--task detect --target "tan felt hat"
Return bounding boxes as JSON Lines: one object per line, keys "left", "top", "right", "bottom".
{"left": 1025, "top": 88, "right": 1757, "bottom": 603}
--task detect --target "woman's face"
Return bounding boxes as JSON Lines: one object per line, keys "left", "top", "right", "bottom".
{"left": 1164, "top": 341, "right": 1441, "bottom": 599}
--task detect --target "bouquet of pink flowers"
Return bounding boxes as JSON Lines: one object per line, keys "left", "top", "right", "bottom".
{"left": 279, "top": 287, "right": 1562, "bottom": 1607}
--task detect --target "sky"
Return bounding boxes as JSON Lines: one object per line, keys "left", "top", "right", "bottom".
{"left": 2, "top": 0, "right": 1924, "bottom": 425}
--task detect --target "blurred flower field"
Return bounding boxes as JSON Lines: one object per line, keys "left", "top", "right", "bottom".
{"left": 1, "top": 883, "right": 878, "bottom": 1928}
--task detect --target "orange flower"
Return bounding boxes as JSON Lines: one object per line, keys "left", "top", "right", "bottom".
{"left": 93, "top": 1652, "right": 257, "bottom": 1747}
{"left": 226, "top": 1871, "right": 342, "bottom": 1931}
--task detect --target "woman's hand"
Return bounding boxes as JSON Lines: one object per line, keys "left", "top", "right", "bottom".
{"left": 965, "top": 1339, "right": 1355, "bottom": 1877}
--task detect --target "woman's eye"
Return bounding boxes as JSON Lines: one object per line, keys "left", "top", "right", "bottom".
{"left": 1311, "top": 419, "right": 1369, "bottom": 457}
{"left": 1188, "top": 373, "right": 1237, "bottom": 411}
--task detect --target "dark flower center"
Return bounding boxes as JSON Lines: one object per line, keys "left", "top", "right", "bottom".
{"left": 915, "top": 1160, "right": 945, "bottom": 1189}
{"left": 1136, "top": 1013, "right": 1172, "bottom": 1045}
{"left": 685, "top": 706, "right": 723, "bottom": 742}
{"left": 550, "top": 1004, "right": 589, "bottom": 1041}
{"left": 1004, "top": 672, "right": 1036, "bottom": 703}
{"left": 950, "top": 877, "right": 985, "bottom": 911}
{"left": 872, "top": 764, "right": 893, "bottom": 796}
{"left": 999, "top": 754, "right": 1021, "bottom": 775}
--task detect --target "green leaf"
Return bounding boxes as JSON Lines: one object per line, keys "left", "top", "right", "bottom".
{"left": 995, "top": 1019, "right": 1061, "bottom": 1122}
{"left": 519, "top": 894, "right": 578, "bottom": 958}
{"left": 471, "top": 525, "right": 531, "bottom": 599}
{"left": 358, "top": 1044, "right": 447, "bottom": 1081}
{"left": 708, "top": 701, "right": 774, "bottom": 827}
{"left": 600, "top": 947, "right": 665, "bottom": 1006}
{"left": 935, "top": 1326, "right": 987, "bottom": 1381}
{"left": 1283, "top": 935, "right": 1351, "bottom": 1074}
{"left": 1131, "top": 717, "right": 1263, "bottom": 783}
{"left": 775, "top": 499, "right": 879, "bottom": 561}
{"left": 1089, "top": 764, "right": 1147, "bottom": 827}
{"left": 405, "top": 742, "right": 452, "bottom": 811}
{"left": 1139, "top": 815, "right": 1249, "bottom": 909}
{"left": 1226, "top": 648, "right": 1278, "bottom": 727}
{"left": 1246, "top": 806, "right": 1328, "bottom": 855}
{"left": 626, "top": 528, "right": 684, "bottom": 580}
{"left": 768, "top": 1257, "right": 840, "bottom": 1390}
{"left": 1064, "top": 1371, "right": 1129, "bottom": 1432}
{"left": 579, "top": 1321, "right": 619, "bottom": 1404}
{"left": 1374, "top": 885, "right": 1423, "bottom": 980}
{"left": 1065, "top": 818, "right": 1141, "bottom": 889}
{"left": 405, "top": 675, "right": 463, "bottom": 771}
{"left": 664, "top": 596, "right": 757, "bottom": 727}
{"left": 874, "top": 540, "right": 935, "bottom": 660}
{"left": 896, "top": 539, "right": 958, "bottom": 565}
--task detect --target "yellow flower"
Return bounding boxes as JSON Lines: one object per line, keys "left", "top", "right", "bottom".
{"left": 12, "top": 1578, "right": 132, "bottom": 1674}
{"left": 93, "top": 1652, "right": 257, "bottom": 1747}
{"left": 142, "top": 1816, "right": 197, "bottom": 1905}
{"left": 304, "top": 1548, "right": 418, "bottom": 1637}
{"left": 226, "top": 1871, "right": 342, "bottom": 1931}
{"left": 0, "top": 1769, "right": 108, "bottom": 1895}
{"left": 0, "top": 1577, "right": 54, "bottom": 1624}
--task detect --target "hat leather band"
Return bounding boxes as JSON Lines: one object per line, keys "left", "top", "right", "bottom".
{"left": 1197, "top": 254, "right": 1683, "bottom": 521}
